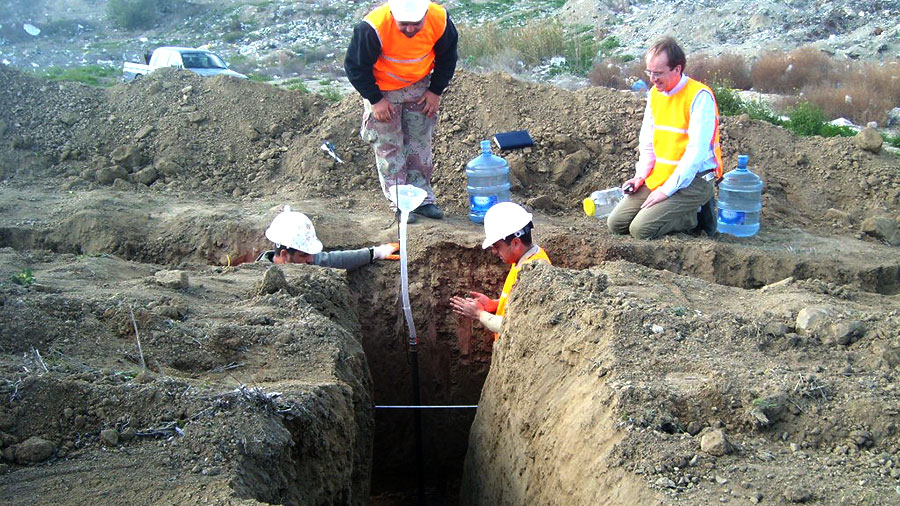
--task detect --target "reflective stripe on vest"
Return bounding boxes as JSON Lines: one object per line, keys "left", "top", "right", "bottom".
{"left": 364, "top": 2, "right": 447, "bottom": 91}
{"left": 494, "top": 246, "right": 551, "bottom": 339}
{"left": 644, "top": 78, "right": 724, "bottom": 190}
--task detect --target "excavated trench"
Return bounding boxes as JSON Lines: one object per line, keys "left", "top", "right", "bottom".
{"left": 348, "top": 243, "right": 507, "bottom": 504}
{"left": 3, "top": 212, "right": 900, "bottom": 504}
{"left": 342, "top": 230, "right": 900, "bottom": 503}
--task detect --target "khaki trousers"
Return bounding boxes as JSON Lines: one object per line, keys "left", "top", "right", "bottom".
{"left": 607, "top": 177, "right": 714, "bottom": 240}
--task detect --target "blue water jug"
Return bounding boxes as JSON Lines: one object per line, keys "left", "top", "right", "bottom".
{"left": 466, "top": 140, "right": 511, "bottom": 223}
{"left": 716, "top": 154, "right": 763, "bottom": 237}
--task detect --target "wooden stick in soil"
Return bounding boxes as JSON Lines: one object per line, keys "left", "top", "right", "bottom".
{"left": 129, "top": 304, "right": 146, "bottom": 372}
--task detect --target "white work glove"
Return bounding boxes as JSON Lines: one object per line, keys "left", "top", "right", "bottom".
{"left": 372, "top": 243, "right": 399, "bottom": 260}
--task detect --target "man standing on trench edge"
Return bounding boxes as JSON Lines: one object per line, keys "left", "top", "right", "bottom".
{"left": 344, "top": 0, "right": 458, "bottom": 223}
{"left": 607, "top": 36, "right": 724, "bottom": 239}
{"left": 449, "top": 202, "right": 551, "bottom": 339}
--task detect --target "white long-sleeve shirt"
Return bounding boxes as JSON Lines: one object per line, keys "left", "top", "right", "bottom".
{"left": 635, "top": 74, "right": 718, "bottom": 197}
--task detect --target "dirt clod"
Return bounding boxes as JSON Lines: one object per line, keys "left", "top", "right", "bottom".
{"left": 700, "top": 429, "right": 735, "bottom": 457}
{"left": 153, "top": 270, "right": 189, "bottom": 289}
{"left": 14, "top": 437, "right": 55, "bottom": 464}
{"left": 854, "top": 127, "right": 883, "bottom": 153}
{"left": 99, "top": 429, "right": 119, "bottom": 446}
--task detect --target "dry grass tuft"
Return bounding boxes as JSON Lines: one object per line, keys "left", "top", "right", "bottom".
{"left": 460, "top": 20, "right": 599, "bottom": 75}
{"left": 589, "top": 60, "right": 628, "bottom": 89}
{"left": 589, "top": 58, "right": 651, "bottom": 90}
{"left": 751, "top": 46, "right": 834, "bottom": 93}
{"left": 750, "top": 51, "right": 791, "bottom": 92}
{"left": 689, "top": 53, "right": 751, "bottom": 89}
{"left": 799, "top": 61, "right": 900, "bottom": 125}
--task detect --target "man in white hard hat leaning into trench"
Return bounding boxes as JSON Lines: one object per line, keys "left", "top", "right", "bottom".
{"left": 450, "top": 202, "right": 551, "bottom": 338}
{"left": 257, "top": 205, "right": 399, "bottom": 269}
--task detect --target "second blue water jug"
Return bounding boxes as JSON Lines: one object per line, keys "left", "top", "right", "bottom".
{"left": 466, "top": 140, "right": 510, "bottom": 223}
{"left": 716, "top": 154, "right": 763, "bottom": 237}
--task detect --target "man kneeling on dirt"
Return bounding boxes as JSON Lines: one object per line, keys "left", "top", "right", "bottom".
{"left": 449, "top": 202, "right": 551, "bottom": 338}
{"left": 257, "top": 205, "right": 399, "bottom": 269}
{"left": 608, "top": 37, "right": 724, "bottom": 239}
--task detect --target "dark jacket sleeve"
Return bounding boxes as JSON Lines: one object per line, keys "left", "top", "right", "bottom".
{"left": 344, "top": 22, "right": 385, "bottom": 104}
{"left": 429, "top": 14, "right": 458, "bottom": 96}
{"left": 313, "top": 248, "right": 374, "bottom": 270}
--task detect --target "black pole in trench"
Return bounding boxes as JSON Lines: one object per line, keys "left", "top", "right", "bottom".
{"left": 409, "top": 342, "right": 425, "bottom": 506}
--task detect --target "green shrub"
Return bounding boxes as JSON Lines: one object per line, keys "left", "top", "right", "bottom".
{"left": 39, "top": 65, "right": 119, "bottom": 87}
{"left": 319, "top": 86, "right": 343, "bottom": 103}
{"left": 710, "top": 83, "right": 743, "bottom": 117}
{"left": 459, "top": 20, "right": 599, "bottom": 76}
{"left": 10, "top": 268, "right": 34, "bottom": 287}
{"left": 884, "top": 133, "right": 900, "bottom": 149}
{"left": 786, "top": 102, "right": 829, "bottom": 136}
{"left": 107, "top": 0, "right": 181, "bottom": 30}
{"left": 561, "top": 26, "right": 600, "bottom": 75}
{"left": 819, "top": 123, "right": 857, "bottom": 138}
{"left": 282, "top": 78, "right": 310, "bottom": 93}
{"left": 597, "top": 36, "right": 622, "bottom": 56}
{"left": 222, "top": 31, "right": 243, "bottom": 43}
{"left": 743, "top": 100, "right": 783, "bottom": 125}
{"left": 247, "top": 73, "right": 273, "bottom": 82}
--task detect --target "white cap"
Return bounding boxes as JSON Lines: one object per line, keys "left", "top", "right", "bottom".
{"left": 265, "top": 205, "right": 323, "bottom": 254}
{"left": 482, "top": 202, "right": 533, "bottom": 249}
{"left": 389, "top": 0, "right": 429, "bottom": 22}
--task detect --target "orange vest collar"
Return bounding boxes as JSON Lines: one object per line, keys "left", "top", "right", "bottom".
{"left": 365, "top": 3, "right": 447, "bottom": 91}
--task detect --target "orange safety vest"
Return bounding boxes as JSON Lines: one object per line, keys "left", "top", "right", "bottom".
{"left": 364, "top": 2, "right": 447, "bottom": 91}
{"left": 494, "top": 246, "right": 551, "bottom": 340}
{"left": 644, "top": 78, "right": 724, "bottom": 191}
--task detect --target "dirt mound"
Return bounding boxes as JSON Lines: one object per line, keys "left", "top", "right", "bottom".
{"left": 0, "top": 248, "right": 372, "bottom": 505}
{"left": 0, "top": 66, "right": 327, "bottom": 197}
{"left": 3, "top": 65, "right": 897, "bottom": 243}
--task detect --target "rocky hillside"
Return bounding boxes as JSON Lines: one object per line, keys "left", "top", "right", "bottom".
{"left": 0, "top": 0, "right": 896, "bottom": 78}
{"left": 561, "top": 0, "right": 900, "bottom": 61}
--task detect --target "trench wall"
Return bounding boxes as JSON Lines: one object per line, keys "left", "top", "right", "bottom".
{"left": 460, "top": 263, "right": 662, "bottom": 505}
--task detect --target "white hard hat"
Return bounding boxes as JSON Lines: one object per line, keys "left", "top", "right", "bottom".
{"left": 389, "top": 0, "right": 429, "bottom": 22}
{"left": 265, "top": 205, "right": 323, "bottom": 254}
{"left": 482, "top": 202, "right": 533, "bottom": 249}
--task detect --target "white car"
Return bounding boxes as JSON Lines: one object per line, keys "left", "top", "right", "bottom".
{"left": 123, "top": 47, "right": 247, "bottom": 82}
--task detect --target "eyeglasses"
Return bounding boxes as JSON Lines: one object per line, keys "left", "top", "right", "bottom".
{"left": 644, "top": 69, "right": 669, "bottom": 79}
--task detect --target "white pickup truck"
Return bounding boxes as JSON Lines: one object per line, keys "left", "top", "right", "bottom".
{"left": 123, "top": 47, "right": 248, "bottom": 82}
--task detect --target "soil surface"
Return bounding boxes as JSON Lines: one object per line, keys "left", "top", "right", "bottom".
{"left": 1, "top": 63, "right": 899, "bottom": 505}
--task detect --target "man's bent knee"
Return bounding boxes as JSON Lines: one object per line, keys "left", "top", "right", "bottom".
{"left": 607, "top": 213, "right": 631, "bottom": 235}
{"left": 629, "top": 220, "right": 663, "bottom": 240}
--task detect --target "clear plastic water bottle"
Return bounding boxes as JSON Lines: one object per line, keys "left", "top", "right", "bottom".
{"left": 583, "top": 187, "right": 624, "bottom": 220}
{"left": 716, "top": 154, "right": 763, "bottom": 237}
{"left": 466, "top": 140, "right": 510, "bottom": 223}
